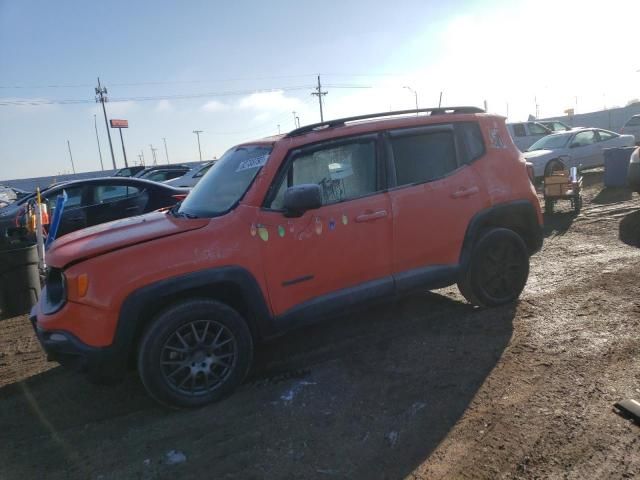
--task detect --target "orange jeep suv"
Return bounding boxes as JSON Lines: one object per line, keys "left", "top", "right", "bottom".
{"left": 31, "top": 107, "right": 543, "bottom": 408}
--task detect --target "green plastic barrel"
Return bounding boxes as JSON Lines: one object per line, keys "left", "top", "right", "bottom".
{"left": 0, "top": 243, "right": 41, "bottom": 318}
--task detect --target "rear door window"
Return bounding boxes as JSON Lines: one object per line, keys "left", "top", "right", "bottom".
{"left": 625, "top": 116, "right": 640, "bottom": 127}
{"left": 94, "top": 185, "right": 142, "bottom": 203}
{"left": 596, "top": 130, "right": 617, "bottom": 142}
{"left": 528, "top": 123, "right": 549, "bottom": 135}
{"left": 389, "top": 129, "right": 458, "bottom": 186}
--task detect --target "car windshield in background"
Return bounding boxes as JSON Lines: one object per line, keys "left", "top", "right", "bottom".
{"left": 626, "top": 116, "right": 640, "bottom": 126}
{"left": 178, "top": 145, "right": 272, "bottom": 217}
{"left": 528, "top": 134, "right": 570, "bottom": 151}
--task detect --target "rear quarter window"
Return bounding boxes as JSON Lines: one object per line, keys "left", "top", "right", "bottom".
{"left": 456, "top": 122, "right": 485, "bottom": 164}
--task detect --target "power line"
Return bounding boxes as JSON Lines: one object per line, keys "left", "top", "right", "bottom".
{"left": 0, "top": 84, "right": 372, "bottom": 107}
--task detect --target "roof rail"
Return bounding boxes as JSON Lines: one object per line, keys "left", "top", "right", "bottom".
{"left": 285, "top": 106, "right": 485, "bottom": 137}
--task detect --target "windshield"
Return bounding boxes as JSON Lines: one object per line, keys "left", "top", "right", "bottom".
{"left": 527, "top": 134, "right": 570, "bottom": 151}
{"left": 178, "top": 144, "right": 272, "bottom": 217}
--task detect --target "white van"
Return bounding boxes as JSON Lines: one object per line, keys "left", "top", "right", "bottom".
{"left": 507, "top": 121, "right": 552, "bottom": 151}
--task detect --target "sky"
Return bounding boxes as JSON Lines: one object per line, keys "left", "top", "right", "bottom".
{"left": 1, "top": 0, "right": 639, "bottom": 180}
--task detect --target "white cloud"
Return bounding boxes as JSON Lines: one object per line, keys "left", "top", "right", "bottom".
{"left": 155, "top": 99, "right": 172, "bottom": 112}
{"left": 201, "top": 100, "right": 227, "bottom": 112}
{"left": 106, "top": 100, "right": 137, "bottom": 117}
{"left": 238, "top": 90, "right": 305, "bottom": 112}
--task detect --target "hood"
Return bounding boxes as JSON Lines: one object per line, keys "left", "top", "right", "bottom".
{"left": 523, "top": 149, "right": 555, "bottom": 160}
{"left": 47, "top": 210, "right": 209, "bottom": 267}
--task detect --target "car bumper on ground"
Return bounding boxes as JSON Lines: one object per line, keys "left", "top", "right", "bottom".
{"left": 629, "top": 162, "right": 640, "bottom": 192}
{"left": 29, "top": 306, "right": 126, "bottom": 383}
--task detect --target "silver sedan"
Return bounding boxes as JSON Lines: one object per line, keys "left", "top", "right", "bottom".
{"left": 524, "top": 128, "right": 635, "bottom": 177}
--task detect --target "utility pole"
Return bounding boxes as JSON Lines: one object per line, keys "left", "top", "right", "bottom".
{"left": 403, "top": 86, "right": 418, "bottom": 115}
{"left": 534, "top": 96, "right": 539, "bottom": 119}
{"left": 140, "top": 150, "right": 145, "bottom": 166}
{"left": 66, "top": 140, "right": 76, "bottom": 174}
{"left": 277, "top": 124, "right": 281, "bottom": 134}
{"left": 118, "top": 127, "right": 128, "bottom": 167}
{"left": 162, "top": 137, "right": 170, "bottom": 164}
{"left": 95, "top": 77, "right": 117, "bottom": 169}
{"left": 292, "top": 111, "right": 297, "bottom": 127}
{"left": 137, "top": 153, "right": 144, "bottom": 166}
{"left": 193, "top": 130, "right": 203, "bottom": 161}
{"left": 149, "top": 144, "right": 158, "bottom": 165}
{"left": 93, "top": 114, "right": 104, "bottom": 171}
{"left": 311, "top": 74, "right": 327, "bottom": 122}
{"left": 438, "top": 91, "right": 443, "bottom": 108}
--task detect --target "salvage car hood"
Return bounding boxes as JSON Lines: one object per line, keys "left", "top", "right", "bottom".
{"left": 523, "top": 149, "right": 556, "bottom": 161}
{"left": 47, "top": 210, "right": 209, "bottom": 267}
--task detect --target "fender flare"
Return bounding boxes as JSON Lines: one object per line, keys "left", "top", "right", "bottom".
{"left": 113, "top": 266, "right": 275, "bottom": 360}
{"left": 459, "top": 200, "right": 543, "bottom": 271}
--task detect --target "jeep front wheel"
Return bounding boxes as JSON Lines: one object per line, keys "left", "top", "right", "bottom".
{"left": 137, "top": 299, "right": 253, "bottom": 409}
{"left": 457, "top": 228, "right": 530, "bottom": 307}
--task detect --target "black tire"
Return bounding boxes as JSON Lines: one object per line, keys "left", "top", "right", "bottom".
{"left": 457, "top": 228, "right": 530, "bottom": 307}
{"left": 573, "top": 195, "right": 582, "bottom": 214}
{"left": 545, "top": 198, "right": 554, "bottom": 214}
{"left": 137, "top": 299, "right": 253, "bottom": 409}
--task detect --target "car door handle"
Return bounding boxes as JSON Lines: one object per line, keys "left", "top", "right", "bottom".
{"left": 451, "top": 186, "right": 480, "bottom": 199}
{"left": 355, "top": 210, "right": 388, "bottom": 223}
{"left": 125, "top": 206, "right": 140, "bottom": 211}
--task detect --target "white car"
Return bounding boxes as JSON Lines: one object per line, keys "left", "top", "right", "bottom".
{"left": 524, "top": 128, "right": 636, "bottom": 178}
{"left": 164, "top": 161, "right": 216, "bottom": 188}
{"left": 506, "top": 121, "right": 552, "bottom": 151}
{"left": 621, "top": 115, "right": 640, "bottom": 145}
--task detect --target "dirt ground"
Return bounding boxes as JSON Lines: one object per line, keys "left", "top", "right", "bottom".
{"left": 1, "top": 171, "right": 640, "bottom": 480}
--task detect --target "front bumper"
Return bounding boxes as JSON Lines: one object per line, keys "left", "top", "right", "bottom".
{"left": 628, "top": 162, "right": 640, "bottom": 192}
{"left": 29, "top": 307, "right": 127, "bottom": 383}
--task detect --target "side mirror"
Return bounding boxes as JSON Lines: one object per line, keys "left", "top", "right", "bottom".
{"left": 283, "top": 184, "right": 322, "bottom": 217}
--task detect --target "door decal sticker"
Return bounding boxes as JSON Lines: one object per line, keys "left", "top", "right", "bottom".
{"left": 258, "top": 226, "right": 269, "bottom": 242}
{"left": 328, "top": 218, "right": 336, "bottom": 231}
{"left": 342, "top": 214, "right": 348, "bottom": 225}
{"left": 314, "top": 217, "right": 323, "bottom": 235}
{"left": 278, "top": 225, "right": 285, "bottom": 237}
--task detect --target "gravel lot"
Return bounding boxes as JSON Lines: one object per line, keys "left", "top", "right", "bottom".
{"left": 1, "top": 171, "right": 639, "bottom": 479}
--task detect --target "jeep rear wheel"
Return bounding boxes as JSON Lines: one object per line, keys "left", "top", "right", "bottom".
{"left": 457, "top": 228, "right": 530, "bottom": 307}
{"left": 137, "top": 299, "right": 253, "bottom": 409}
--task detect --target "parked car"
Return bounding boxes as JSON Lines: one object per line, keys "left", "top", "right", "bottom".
{"left": 31, "top": 107, "right": 543, "bottom": 408}
{"left": 628, "top": 147, "right": 640, "bottom": 192}
{"left": 538, "top": 120, "right": 573, "bottom": 132}
{"left": 507, "top": 121, "right": 552, "bottom": 151}
{"left": 113, "top": 166, "right": 146, "bottom": 177}
{"left": 164, "top": 161, "right": 216, "bottom": 188}
{"left": 621, "top": 115, "right": 640, "bottom": 145}
{"left": 524, "top": 128, "right": 636, "bottom": 178}
{"left": 0, "top": 185, "right": 30, "bottom": 207}
{"left": 134, "top": 163, "right": 191, "bottom": 181}
{"left": 0, "top": 177, "right": 188, "bottom": 242}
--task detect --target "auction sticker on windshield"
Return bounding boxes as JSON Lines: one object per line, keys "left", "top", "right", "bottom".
{"left": 236, "top": 154, "right": 269, "bottom": 172}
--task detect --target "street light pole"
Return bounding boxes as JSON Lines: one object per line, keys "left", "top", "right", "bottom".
{"left": 162, "top": 137, "right": 170, "bottom": 164}
{"left": 193, "top": 130, "right": 203, "bottom": 161}
{"left": 93, "top": 114, "right": 104, "bottom": 171}
{"left": 403, "top": 86, "right": 419, "bottom": 115}
{"left": 66, "top": 139, "right": 76, "bottom": 174}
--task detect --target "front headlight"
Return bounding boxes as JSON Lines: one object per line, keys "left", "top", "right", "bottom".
{"left": 42, "top": 268, "right": 66, "bottom": 314}
{"left": 630, "top": 148, "right": 640, "bottom": 164}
